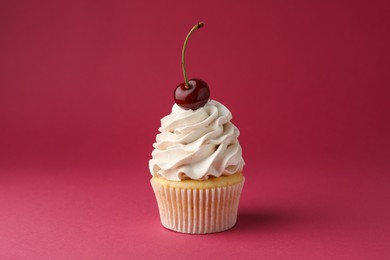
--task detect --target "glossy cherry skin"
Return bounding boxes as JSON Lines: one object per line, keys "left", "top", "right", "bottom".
{"left": 174, "top": 78, "right": 210, "bottom": 110}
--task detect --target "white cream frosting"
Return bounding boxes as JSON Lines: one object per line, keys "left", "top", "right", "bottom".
{"left": 149, "top": 100, "right": 244, "bottom": 181}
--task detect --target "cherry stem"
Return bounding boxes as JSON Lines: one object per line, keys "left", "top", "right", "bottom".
{"left": 182, "top": 22, "right": 204, "bottom": 89}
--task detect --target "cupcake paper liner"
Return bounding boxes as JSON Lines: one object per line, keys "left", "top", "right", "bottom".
{"left": 151, "top": 178, "right": 245, "bottom": 234}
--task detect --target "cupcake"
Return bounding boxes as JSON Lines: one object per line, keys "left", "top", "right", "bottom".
{"left": 149, "top": 22, "right": 245, "bottom": 234}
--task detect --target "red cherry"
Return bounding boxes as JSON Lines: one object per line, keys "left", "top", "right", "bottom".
{"left": 174, "top": 22, "right": 210, "bottom": 110}
{"left": 174, "top": 79, "right": 210, "bottom": 110}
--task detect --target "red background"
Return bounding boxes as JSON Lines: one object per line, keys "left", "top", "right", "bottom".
{"left": 1, "top": 0, "right": 389, "bottom": 259}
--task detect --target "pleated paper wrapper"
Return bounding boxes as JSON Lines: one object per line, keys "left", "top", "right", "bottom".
{"left": 151, "top": 179, "right": 245, "bottom": 234}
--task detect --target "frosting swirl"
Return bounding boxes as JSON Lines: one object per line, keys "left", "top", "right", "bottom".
{"left": 149, "top": 100, "right": 244, "bottom": 181}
